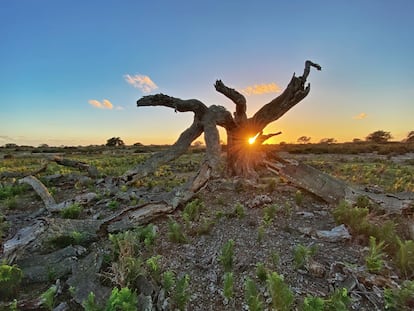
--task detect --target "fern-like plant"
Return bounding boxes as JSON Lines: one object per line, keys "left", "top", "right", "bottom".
{"left": 223, "top": 272, "right": 234, "bottom": 300}
{"left": 266, "top": 271, "right": 294, "bottom": 311}
{"left": 219, "top": 239, "right": 235, "bottom": 272}
{"left": 365, "top": 236, "right": 386, "bottom": 273}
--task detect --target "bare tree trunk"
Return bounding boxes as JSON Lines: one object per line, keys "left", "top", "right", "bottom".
{"left": 124, "top": 61, "right": 320, "bottom": 181}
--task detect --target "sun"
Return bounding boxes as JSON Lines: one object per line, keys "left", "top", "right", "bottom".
{"left": 248, "top": 133, "right": 260, "bottom": 145}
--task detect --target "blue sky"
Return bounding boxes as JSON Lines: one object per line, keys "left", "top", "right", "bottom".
{"left": 1, "top": 0, "right": 413, "bottom": 146}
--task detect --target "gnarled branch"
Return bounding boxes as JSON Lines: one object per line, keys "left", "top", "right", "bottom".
{"left": 214, "top": 79, "right": 247, "bottom": 124}
{"left": 250, "top": 60, "right": 321, "bottom": 133}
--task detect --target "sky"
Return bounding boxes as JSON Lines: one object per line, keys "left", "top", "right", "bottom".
{"left": 1, "top": 0, "right": 413, "bottom": 146}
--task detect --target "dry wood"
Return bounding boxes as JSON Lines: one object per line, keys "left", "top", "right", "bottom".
{"left": 19, "top": 175, "right": 56, "bottom": 208}
{"left": 50, "top": 155, "right": 99, "bottom": 178}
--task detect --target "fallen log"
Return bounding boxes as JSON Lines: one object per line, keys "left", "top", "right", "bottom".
{"left": 265, "top": 153, "right": 413, "bottom": 214}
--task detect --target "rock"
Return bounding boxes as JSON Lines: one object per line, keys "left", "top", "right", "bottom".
{"left": 137, "top": 294, "right": 153, "bottom": 311}
{"left": 315, "top": 224, "right": 351, "bottom": 242}
{"left": 67, "top": 248, "right": 111, "bottom": 307}
{"left": 136, "top": 275, "right": 155, "bottom": 296}
{"left": 246, "top": 195, "right": 272, "bottom": 208}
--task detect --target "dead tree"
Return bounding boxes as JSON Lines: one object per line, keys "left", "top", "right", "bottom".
{"left": 124, "top": 60, "right": 321, "bottom": 181}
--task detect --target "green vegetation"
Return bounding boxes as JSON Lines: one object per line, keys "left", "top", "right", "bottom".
{"left": 232, "top": 202, "right": 245, "bottom": 218}
{"left": 0, "top": 213, "right": 9, "bottom": 241}
{"left": 0, "top": 183, "right": 26, "bottom": 200}
{"left": 107, "top": 200, "right": 119, "bottom": 210}
{"left": 301, "top": 288, "right": 351, "bottom": 311}
{"left": 244, "top": 277, "right": 264, "bottom": 311}
{"left": 257, "top": 225, "right": 265, "bottom": 242}
{"left": 182, "top": 198, "right": 204, "bottom": 223}
{"left": 167, "top": 220, "right": 187, "bottom": 243}
{"left": 40, "top": 285, "right": 57, "bottom": 310}
{"left": 396, "top": 239, "right": 414, "bottom": 277}
{"left": 266, "top": 271, "right": 294, "bottom": 311}
{"left": 105, "top": 287, "right": 138, "bottom": 311}
{"left": 219, "top": 239, "right": 235, "bottom": 272}
{"left": 223, "top": 272, "right": 234, "bottom": 300}
{"left": 108, "top": 231, "right": 144, "bottom": 287}
{"left": 255, "top": 262, "right": 268, "bottom": 282}
{"left": 295, "top": 190, "right": 304, "bottom": 205}
{"left": 293, "top": 243, "right": 318, "bottom": 269}
{"left": 162, "top": 270, "right": 176, "bottom": 293}
{"left": 365, "top": 236, "right": 386, "bottom": 273}
{"left": 263, "top": 204, "right": 278, "bottom": 224}
{"left": 60, "top": 202, "right": 82, "bottom": 219}
{"left": 146, "top": 255, "right": 162, "bottom": 281}
{"left": 172, "top": 274, "right": 191, "bottom": 311}
{"left": 384, "top": 280, "right": 414, "bottom": 311}
{"left": 0, "top": 264, "right": 23, "bottom": 299}
{"left": 82, "top": 292, "right": 100, "bottom": 311}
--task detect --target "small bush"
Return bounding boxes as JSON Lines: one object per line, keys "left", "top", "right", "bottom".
{"left": 293, "top": 243, "right": 318, "bottom": 269}
{"left": 365, "top": 236, "right": 386, "bottom": 273}
{"left": 396, "top": 239, "right": 414, "bottom": 277}
{"left": 266, "top": 271, "right": 294, "bottom": 311}
{"left": 40, "top": 285, "right": 57, "bottom": 310}
{"left": 172, "top": 274, "right": 190, "bottom": 311}
{"left": 244, "top": 277, "right": 263, "bottom": 311}
{"left": 263, "top": 204, "right": 278, "bottom": 224}
{"left": 105, "top": 287, "right": 138, "bottom": 311}
{"left": 60, "top": 203, "right": 82, "bottom": 219}
{"left": 223, "top": 272, "right": 234, "bottom": 300}
{"left": 0, "top": 264, "right": 23, "bottom": 299}
{"left": 295, "top": 190, "right": 304, "bottom": 205}
{"left": 167, "top": 220, "right": 187, "bottom": 243}
{"left": 162, "top": 270, "right": 176, "bottom": 293}
{"left": 219, "top": 239, "right": 235, "bottom": 272}
{"left": 82, "top": 292, "right": 100, "bottom": 311}
{"left": 384, "top": 280, "right": 414, "bottom": 311}
{"left": 182, "top": 198, "right": 204, "bottom": 222}
{"left": 256, "top": 262, "right": 268, "bottom": 282}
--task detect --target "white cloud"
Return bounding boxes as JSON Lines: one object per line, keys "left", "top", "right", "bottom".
{"left": 241, "top": 82, "right": 281, "bottom": 95}
{"left": 124, "top": 74, "right": 158, "bottom": 93}
{"left": 352, "top": 112, "right": 367, "bottom": 120}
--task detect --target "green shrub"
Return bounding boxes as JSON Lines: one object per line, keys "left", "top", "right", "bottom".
{"left": 167, "top": 220, "right": 187, "bottom": 243}
{"left": 293, "top": 243, "right": 318, "bottom": 269}
{"left": 172, "top": 274, "right": 190, "bottom": 311}
{"left": 324, "top": 288, "right": 351, "bottom": 311}
{"left": 295, "top": 190, "right": 304, "bottom": 205}
{"left": 60, "top": 203, "right": 82, "bottom": 219}
{"left": 82, "top": 292, "right": 100, "bottom": 311}
{"left": 136, "top": 224, "right": 157, "bottom": 248}
{"left": 0, "top": 264, "right": 23, "bottom": 299}
{"left": 0, "top": 213, "right": 9, "bottom": 240}
{"left": 162, "top": 270, "right": 176, "bottom": 293}
{"left": 365, "top": 236, "right": 386, "bottom": 273}
{"left": 244, "top": 278, "right": 263, "bottom": 311}
{"left": 301, "top": 296, "right": 325, "bottom": 311}
{"left": 105, "top": 287, "right": 138, "bottom": 311}
{"left": 223, "top": 272, "right": 234, "bottom": 300}
{"left": 396, "top": 239, "right": 414, "bottom": 277}
{"left": 40, "top": 285, "right": 57, "bottom": 310}
{"left": 182, "top": 198, "right": 204, "bottom": 222}
{"left": 256, "top": 262, "right": 268, "bottom": 282}
{"left": 384, "top": 280, "right": 414, "bottom": 311}
{"left": 107, "top": 200, "right": 119, "bottom": 210}
{"left": 232, "top": 202, "right": 245, "bottom": 218}
{"left": 266, "top": 271, "right": 294, "bottom": 311}
{"left": 219, "top": 239, "right": 235, "bottom": 272}
{"left": 263, "top": 204, "right": 278, "bottom": 224}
